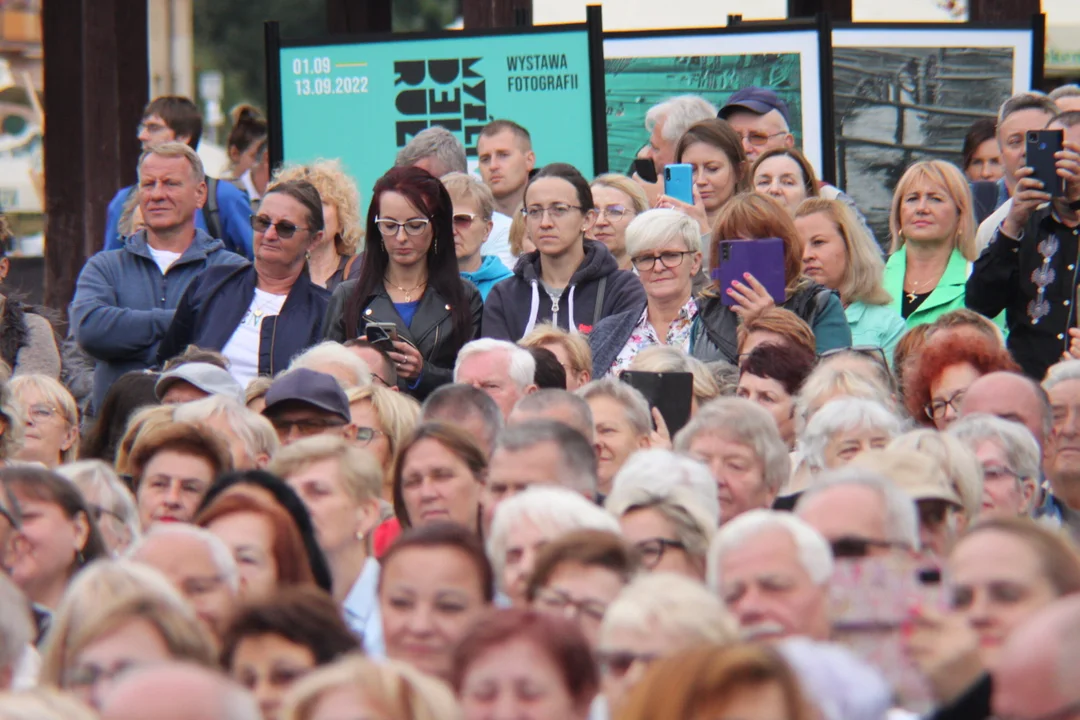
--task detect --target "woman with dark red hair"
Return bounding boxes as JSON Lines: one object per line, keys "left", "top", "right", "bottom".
{"left": 323, "top": 165, "right": 483, "bottom": 399}
{"left": 452, "top": 608, "right": 599, "bottom": 720}
{"left": 904, "top": 327, "right": 1020, "bottom": 430}
{"left": 737, "top": 343, "right": 817, "bottom": 448}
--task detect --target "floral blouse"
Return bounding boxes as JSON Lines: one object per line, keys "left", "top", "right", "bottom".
{"left": 609, "top": 298, "right": 699, "bottom": 376}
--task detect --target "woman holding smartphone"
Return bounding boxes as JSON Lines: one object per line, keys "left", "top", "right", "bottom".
{"left": 323, "top": 166, "right": 483, "bottom": 400}
{"left": 689, "top": 193, "right": 851, "bottom": 365}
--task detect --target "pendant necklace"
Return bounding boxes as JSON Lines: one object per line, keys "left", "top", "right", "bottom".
{"left": 385, "top": 276, "right": 427, "bottom": 302}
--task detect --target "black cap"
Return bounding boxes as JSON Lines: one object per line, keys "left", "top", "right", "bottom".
{"left": 262, "top": 369, "right": 351, "bottom": 424}
{"left": 718, "top": 87, "right": 791, "bottom": 124}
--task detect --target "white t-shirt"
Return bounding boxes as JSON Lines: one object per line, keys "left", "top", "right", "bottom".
{"left": 222, "top": 289, "right": 288, "bottom": 389}
{"left": 482, "top": 211, "right": 515, "bottom": 271}
{"left": 148, "top": 246, "right": 182, "bottom": 274}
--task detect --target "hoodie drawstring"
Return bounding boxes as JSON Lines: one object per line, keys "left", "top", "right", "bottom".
{"left": 522, "top": 279, "right": 541, "bottom": 337}
{"left": 567, "top": 285, "right": 578, "bottom": 335}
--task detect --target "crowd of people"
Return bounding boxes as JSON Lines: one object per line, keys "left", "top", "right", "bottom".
{"left": 0, "top": 81, "right": 1078, "bottom": 719}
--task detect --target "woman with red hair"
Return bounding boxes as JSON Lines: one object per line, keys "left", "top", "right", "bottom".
{"left": 903, "top": 327, "right": 1020, "bottom": 430}
{"left": 196, "top": 489, "right": 316, "bottom": 600}
{"left": 690, "top": 193, "right": 851, "bottom": 365}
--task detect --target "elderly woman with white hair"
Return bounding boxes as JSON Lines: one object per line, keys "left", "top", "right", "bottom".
{"left": 487, "top": 486, "right": 620, "bottom": 607}
{"left": 673, "top": 398, "right": 791, "bottom": 524}
{"left": 795, "top": 364, "right": 901, "bottom": 430}
{"left": 56, "top": 460, "right": 141, "bottom": 556}
{"left": 288, "top": 340, "right": 372, "bottom": 388}
{"left": 801, "top": 397, "right": 906, "bottom": 474}
{"left": 606, "top": 450, "right": 718, "bottom": 580}
{"left": 587, "top": 209, "right": 703, "bottom": 378}
{"left": 597, "top": 573, "right": 738, "bottom": 717}
{"left": 948, "top": 413, "right": 1040, "bottom": 517}
{"left": 577, "top": 378, "right": 655, "bottom": 496}
{"left": 173, "top": 395, "right": 280, "bottom": 470}
{"left": 10, "top": 375, "right": 79, "bottom": 469}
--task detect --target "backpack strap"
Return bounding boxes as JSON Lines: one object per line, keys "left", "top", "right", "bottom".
{"left": 204, "top": 177, "right": 223, "bottom": 242}
{"left": 592, "top": 276, "right": 607, "bottom": 326}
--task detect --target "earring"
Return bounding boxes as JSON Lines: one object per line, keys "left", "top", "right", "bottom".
{"left": 76, "top": 549, "right": 86, "bottom": 566}
{"left": 432, "top": 238, "right": 438, "bottom": 255}
{"left": 355, "top": 530, "right": 365, "bottom": 543}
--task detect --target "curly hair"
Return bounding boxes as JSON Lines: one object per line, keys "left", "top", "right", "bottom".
{"left": 903, "top": 328, "right": 1020, "bottom": 425}
{"left": 272, "top": 159, "right": 363, "bottom": 256}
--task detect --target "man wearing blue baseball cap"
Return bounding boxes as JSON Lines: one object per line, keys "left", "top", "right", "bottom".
{"left": 718, "top": 87, "right": 796, "bottom": 162}
{"left": 261, "top": 368, "right": 357, "bottom": 446}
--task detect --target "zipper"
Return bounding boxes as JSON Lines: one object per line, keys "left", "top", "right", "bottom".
{"left": 430, "top": 325, "right": 439, "bottom": 363}
{"left": 268, "top": 315, "right": 279, "bottom": 375}
{"left": 551, "top": 295, "right": 560, "bottom": 316}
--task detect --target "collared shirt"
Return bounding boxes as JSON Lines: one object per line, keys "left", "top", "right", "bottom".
{"left": 343, "top": 559, "right": 385, "bottom": 659}
{"left": 609, "top": 297, "right": 698, "bottom": 376}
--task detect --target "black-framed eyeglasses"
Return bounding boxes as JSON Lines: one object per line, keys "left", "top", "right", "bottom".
{"left": 375, "top": 217, "right": 431, "bottom": 236}
{"left": 251, "top": 215, "right": 310, "bottom": 239}
{"left": 633, "top": 537, "right": 687, "bottom": 569}
{"left": 830, "top": 535, "right": 909, "bottom": 559}
{"left": 522, "top": 204, "right": 583, "bottom": 222}
{"left": 630, "top": 250, "right": 694, "bottom": 273}
{"left": 535, "top": 587, "right": 607, "bottom": 623}
{"left": 270, "top": 417, "right": 347, "bottom": 438}
{"left": 925, "top": 390, "right": 966, "bottom": 421}
{"left": 596, "top": 649, "right": 661, "bottom": 678}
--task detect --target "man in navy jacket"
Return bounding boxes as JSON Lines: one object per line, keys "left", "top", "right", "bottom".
{"left": 71, "top": 143, "right": 246, "bottom": 414}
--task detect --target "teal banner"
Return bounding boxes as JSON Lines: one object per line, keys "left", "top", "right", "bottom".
{"left": 277, "top": 27, "right": 598, "bottom": 199}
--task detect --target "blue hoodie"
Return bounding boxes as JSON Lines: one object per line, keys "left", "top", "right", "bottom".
{"left": 460, "top": 255, "right": 513, "bottom": 301}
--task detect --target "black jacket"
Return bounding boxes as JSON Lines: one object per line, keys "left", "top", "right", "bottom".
{"left": 323, "top": 279, "right": 483, "bottom": 399}
{"left": 482, "top": 239, "right": 645, "bottom": 341}
{"left": 156, "top": 263, "right": 330, "bottom": 376}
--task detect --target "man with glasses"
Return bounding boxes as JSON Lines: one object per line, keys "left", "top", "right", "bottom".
{"left": 103, "top": 95, "right": 253, "bottom": 257}
{"left": 261, "top": 369, "right": 357, "bottom": 446}
{"left": 1039, "top": 361, "right": 1080, "bottom": 540}
{"left": 71, "top": 143, "right": 246, "bottom": 416}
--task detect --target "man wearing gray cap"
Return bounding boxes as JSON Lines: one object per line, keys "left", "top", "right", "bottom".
{"left": 261, "top": 368, "right": 356, "bottom": 445}
{"left": 155, "top": 362, "right": 244, "bottom": 405}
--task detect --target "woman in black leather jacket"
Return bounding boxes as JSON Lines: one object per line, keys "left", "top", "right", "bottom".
{"left": 323, "top": 166, "right": 482, "bottom": 399}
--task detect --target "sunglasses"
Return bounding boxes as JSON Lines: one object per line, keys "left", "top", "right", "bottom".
{"left": 830, "top": 535, "right": 909, "bottom": 558}
{"left": 250, "top": 215, "right": 310, "bottom": 239}
{"left": 453, "top": 213, "right": 483, "bottom": 229}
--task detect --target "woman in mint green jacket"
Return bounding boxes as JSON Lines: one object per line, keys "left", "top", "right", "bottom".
{"left": 880, "top": 160, "right": 981, "bottom": 329}
{"left": 795, "top": 198, "right": 907, "bottom": 365}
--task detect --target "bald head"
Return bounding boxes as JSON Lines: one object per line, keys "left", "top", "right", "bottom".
{"left": 960, "top": 372, "right": 1050, "bottom": 451}
{"left": 993, "top": 596, "right": 1080, "bottom": 720}
{"left": 100, "top": 663, "right": 259, "bottom": 720}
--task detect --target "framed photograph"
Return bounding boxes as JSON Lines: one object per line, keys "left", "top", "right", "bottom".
{"left": 264, "top": 11, "right": 606, "bottom": 200}
{"left": 602, "top": 20, "right": 834, "bottom": 182}
{"left": 832, "top": 18, "right": 1042, "bottom": 243}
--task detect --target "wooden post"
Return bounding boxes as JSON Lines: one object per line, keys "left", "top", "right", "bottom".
{"left": 41, "top": 0, "right": 149, "bottom": 312}
{"left": 326, "top": 0, "right": 392, "bottom": 33}
{"left": 787, "top": 0, "right": 851, "bottom": 22}
{"left": 463, "top": 0, "right": 533, "bottom": 29}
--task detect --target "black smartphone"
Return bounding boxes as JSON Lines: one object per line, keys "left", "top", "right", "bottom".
{"left": 1027, "top": 129, "right": 1065, "bottom": 197}
{"left": 365, "top": 322, "right": 398, "bottom": 347}
{"left": 633, "top": 158, "right": 658, "bottom": 184}
{"left": 620, "top": 370, "right": 693, "bottom": 435}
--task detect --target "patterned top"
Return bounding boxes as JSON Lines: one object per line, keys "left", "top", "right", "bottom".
{"left": 609, "top": 298, "right": 698, "bottom": 376}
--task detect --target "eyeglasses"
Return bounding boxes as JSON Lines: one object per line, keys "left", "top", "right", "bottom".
{"left": 736, "top": 130, "right": 789, "bottom": 147}
{"left": 633, "top": 538, "right": 687, "bottom": 569}
{"left": 453, "top": 213, "right": 482, "bottom": 229}
{"left": 370, "top": 372, "right": 393, "bottom": 388}
{"left": 270, "top": 417, "right": 347, "bottom": 438}
{"left": 90, "top": 504, "right": 126, "bottom": 526}
{"left": 535, "top": 587, "right": 607, "bottom": 624}
{"left": 983, "top": 464, "right": 1021, "bottom": 484}
{"left": 595, "top": 205, "right": 634, "bottom": 221}
{"left": 597, "top": 650, "right": 661, "bottom": 678}
{"left": 925, "top": 390, "right": 966, "bottom": 421}
{"left": 251, "top": 215, "right": 310, "bottom": 239}
{"left": 137, "top": 121, "right": 169, "bottom": 136}
{"left": 65, "top": 660, "right": 148, "bottom": 690}
{"left": 829, "top": 535, "right": 909, "bottom": 558}
{"left": 522, "top": 204, "right": 583, "bottom": 222}
{"left": 354, "top": 426, "right": 385, "bottom": 445}
{"left": 375, "top": 217, "right": 431, "bottom": 236}
{"left": 630, "top": 250, "right": 694, "bottom": 272}
{"left": 27, "top": 403, "right": 62, "bottom": 423}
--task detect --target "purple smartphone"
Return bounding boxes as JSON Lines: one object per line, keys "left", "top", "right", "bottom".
{"left": 712, "top": 238, "right": 787, "bottom": 306}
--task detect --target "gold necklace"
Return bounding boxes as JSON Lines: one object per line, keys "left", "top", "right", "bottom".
{"left": 904, "top": 268, "right": 947, "bottom": 303}
{"left": 384, "top": 277, "right": 427, "bottom": 302}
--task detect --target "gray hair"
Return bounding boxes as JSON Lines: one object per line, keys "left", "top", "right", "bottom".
{"left": 455, "top": 338, "right": 537, "bottom": 391}
{"left": 998, "top": 91, "right": 1059, "bottom": 126}
{"left": 173, "top": 395, "right": 280, "bottom": 462}
{"left": 138, "top": 141, "right": 206, "bottom": 184}
{"left": 494, "top": 419, "right": 598, "bottom": 497}
{"left": 645, "top": 95, "right": 719, "bottom": 142}
{"left": 948, "top": 413, "right": 1042, "bottom": 486}
{"left": 1044, "top": 360, "right": 1080, "bottom": 392}
{"left": 1050, "top": 84, "right": 1080, "bottom": 102}
{"left": 394, "top": 126, "right": 467, "bottom": 174}
{"left": 511, "top": 389, "right": 594, "bottom": 440}
{"left": 129, "top": 524, "right": 240, "bottom": 594}
{"left": 778, "top": 637, "right": 893, "bottom": 720}
{"left": 0, "top": 572, "right": 31, "bottom": 671}
{"left": 800, "top": 398, "right": 906, "bottom": 472}
{"left": 625, "top": 208, "right": 702, "bottom": 256}
{"left": 797, "top": 467, "right": 921, "bottom": 550}
{"left": 288, "top": 341, "right": 372, "bottom": 388}
{"left": 487, "top": 486, "right": 620, "bottom": 582}
{"left": 56, "top": 460, "right": 142, "bottom": 547}
{"left": 795, "top": 365, "right": 899, "bottom": 429}
{"left": 421, "top": 384, "right": 503, "bottom": 453}
{"left": 600, "top": 572, "right": 737, "bottom": 647}
{"left": 675, "top": 398, "right": 791, "bottom": 494}
{"left": 577, "top": 377, "right": 651, "bottom": 437}
{"left": 608, "top": 449, "right": 719, "bottom": 528}
{"left": 707, "top": 509, "right": 834, "bottom": 590}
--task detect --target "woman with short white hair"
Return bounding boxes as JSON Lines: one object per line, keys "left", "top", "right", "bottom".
{"left": 10, "top": 375, "right": 79, "bottom": 468}
{"left": 56, "top": 460, "right": 141, "bottom": 556}
{"left": 597, "top": 573, "right": 737, "bottom": 717}
{"left": 588, "top": 209, "right": 704, "bottom": 378}
{"left": 487, "top": 486, "right": 620, "bottom": 607}
{"left": 800, "top": 397, "right": 906, "bottom": 474}
{"left": 172, "top": 395, "right": 280, "bottom": 470}
{"left": 948, "top": 413, "right": 1040, "bottom": 517}
{"left": 578, "top": 378, "right": 654, "bottom": 496}
{"left": 795, "top": 364, "right": 900, "bottom": 429}
{"left": 288, "top": 340, "right": 372, "bottom": 388}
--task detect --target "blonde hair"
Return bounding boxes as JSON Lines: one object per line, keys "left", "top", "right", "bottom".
{"left": 795, "top": 198, "right": 891, "bottom": 306}
{"left": 630, "top": 346, "right": 721, "bottom": 406}
{"left": 282, "top": 655, "right": 463, "bottom": 720}
{"left": 10, "top": 375, "right": 79, "bottom": 464}
{"left": 889, "top": 160, "right": 978, "bottom": 261}
{"left": 889, "top": 429, "right": 983, "bottom": 521}
{"left": 0, "top": 688, "right": 98, "bottom": 720}
{"left": 509, "top": 209, "right": 529, "bottom": 258}
{"left": 592, "top": 173, "right": 649, "bottom": 214}
{"left": 441, "top": 172, "right": 496, "bottom": 221}
{"left": 273, "top": 159, "right": 363, "bottom": 256}
{"left": 245, "top": 376, "right": 273, "bottom": 407}
{"left": 600, "top": 573, "right": 738, "bottom": 646}
{"left": 114, "top": 404, "right": 175, "bottom": 476}
{"left": 344, "top": 385, "right": 421, "bottom": 461}
{"left": 270, "top": 434, "right": 383, "bottom": 505}
{"left": 520, "top": 323, "right": 593, "bottom": 377}
{"left": 39, "top": 560, "right": 216, "bottom": 687}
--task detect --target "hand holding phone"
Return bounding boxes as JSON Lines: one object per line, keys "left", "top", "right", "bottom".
{"left": 663, "top": 164, "right": 694, "bottom": 205}
{"left": 619, "top": 370, "right": 693, "bottom": 436}
{"left": 365, "top": 322, "right": 399, "bottom": 347}
{"left": 1026, "top": 129, "right": 1066, "bottom": 197}
{"left": 714, "top": 238, "right": 787, "bottom": 309}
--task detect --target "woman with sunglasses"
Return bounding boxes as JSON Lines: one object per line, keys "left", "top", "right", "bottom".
{"left": 156, "top": 180, "right": 332, "bottom": 390}
{"left": 441, "top": 172, "right": 512, "bottom": 300}
{"left": 324, "top": 166, "right": 483, "bottom": 400}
